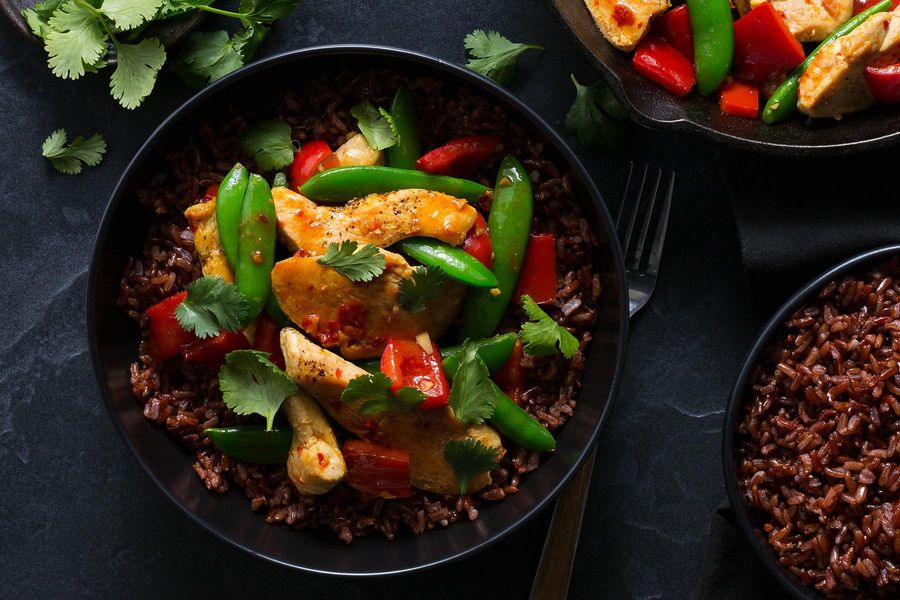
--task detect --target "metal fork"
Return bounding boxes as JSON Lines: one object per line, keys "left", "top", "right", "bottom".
{"left": 529, "top": 164, "right": 675, "bottom": 600}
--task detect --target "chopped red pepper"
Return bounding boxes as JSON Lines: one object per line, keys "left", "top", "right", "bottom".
{"left": 145, "top": 291, "right": 193, "bottom": 362}
{"left": 719, "top": 81, "right": 760, "bottom": 119}
{"left": 289, "top": 140, "right": 338, "bottom": 190}
{"left": 855, "top": 0, "right": 900, "bottom": 13}
{"left": 253, "top": 314, "right": 285, "bottom": 370}
{"left": 380, "top": 338, "right": 450, "bottom": 410}
{"left": 203, "top": 184, "right": 219, "bottom": 201}
{"left": 493, "top": 339, "right": 525, "bottom": 405}
{"left": 733, "top": 3, "right": 805, "bottom": 85}
{"left": 462, "top": 213, "right": 493, "bottom": 269}
{"left": 415, "top": 135, "right": 501, "bottom": 178}
{"left": 343, "top": 439, "right": 412, "bottom": 498}
{"left": 653, "top": 5, "right": 694, "bottom": 62}
{"left": 633, "top": 36, "right": 696, "bottom": 97}
{"left": 865, "top": 63, "right": 900, "bottom": 103}
{"left": 182, "top": 330, "right": 250, "bottom": 369}
{"left": 515, "top": 234, "right": 557, "bottom": 305}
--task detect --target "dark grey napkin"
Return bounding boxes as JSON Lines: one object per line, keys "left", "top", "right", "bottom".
{"left": 718, "top": 150, "right": 900, "bottom": 312}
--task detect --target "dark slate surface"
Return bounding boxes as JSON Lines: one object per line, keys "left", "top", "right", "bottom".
{"left": 0, "top": 1, "right": 810, "bottom": 598}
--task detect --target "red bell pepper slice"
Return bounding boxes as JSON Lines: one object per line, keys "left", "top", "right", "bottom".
{"left": 343, "top": 439, "right": 412, "bottom": 498}
{"left": 515, "top": 234, "right": 557, "bottom": 305}
{"left": 865, "top": 63, "right": 900, "bottom": 103}
{"left": 733, "top": 3, "right": 805, "bottom": 85}
{"left": 380, "top": 338, "right": 450, "bottom": 410}
{"left": 182, "top": 330, "right": 250, "bottom": 369}
{"left": 719, "top": 81, "right": 760, "bottom": 119}
{"left": 203, "top": 184, "right": 219, "bottom": 201}
{"left": 289, "top": 140, "right": 338, "bottom": 190}
{"left": 415, "top": 135, "right": 501, "bottom": 177}
{"left": 633, "top": 36, "right": 696, "bottom": 97}
{"left": 653, "top": 5, "right": 694, "bottom": 62}
{"left": 462, "top": 213, "right": 493, "bottom": 269}
{"left": 145, "top": 291, "right": 194, "bottom": 362}
{"left": 855, "top": 0, "right": 900, "bottom": 13}
{"left": 493, "top": 338, "right": 525, "bottom": 405}
{"left": 253, "top": 314, "right": 285, "bottom": 370}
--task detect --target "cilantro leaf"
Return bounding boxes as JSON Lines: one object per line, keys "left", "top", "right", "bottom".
{"left": 41, "top": 129, "right": 107, "bottom": 175}
{"left": 45, "top": 2, "right": 108, "bottom": 80}
{"left": 170, "top": 30, "right": 243, "bottom": 87}
{"left": 398, "top": 266, "right": 446, "bottom": 313}
{"left": 448, "top": 340, "right": 497, "bottom": 424}
{"left": 444, "top": 439, "right": 499, "bottom": 494}
{"left": 464, "top": 30, "right": 543, "bottom": 86}
{"left": 565, "top": 74, "right": 629, "bottom": 152}
{"left": 238, "top": 119, "right": 294, "bottom": 171}
{"left": 239, "top": 0, "right": 302, "bottom": 23}
{"left": 219, "top": 350, "right": 297, "bottom": 430}
{"left": 174, "top": 276, "right": 248, "bottom": 339}
{"left": 317, "top": 241, "right": 386, "bottom": 282}
{"left": 519, "top": 295, "right": 579, "bottom": 359}
{"left": 351, "top": 102, "right": 399, "bottom": 151}
{"left": 22, "top": 0, "right": 64, "bottom": 38}
{"left": 110, "top": 38, "right": 166, "bottom": 109}
{"left": 100, "top": 0, "right": 165, "bottom": 31}
{"left": 341, "top": 372, "right": 425, "bottom": 415}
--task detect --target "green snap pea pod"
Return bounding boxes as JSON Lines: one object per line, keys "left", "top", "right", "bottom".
{"left": 205, "top": 425, "right": 292, "bottom": 464}
{"left": 459, "top": 155, "right": 533, "bottom": 340}
{"left": 272, "top": 172, "right": 287, "bottom": 188}
{"left": 356, "top": 333, "right": 517, "bottom": 374}
{"left": 762, "top": 0, "right": 892, "bottom": 125}
{"left": 386, "top": 88, "right": 420, "bottom": 169}
{"left": 236, "top": 174, "right": 277, "bottom": 322}
{"left": 215, "top": 163, "right": 249, "bottom": 268}
{"left": 299, "top": 166, "right": 490, "bottom": 204}
{"left": 395, "top": 238, "right": 499, "bottom": 288}
{"left": 687, "top": 0, "right": 734, "bottom": 96}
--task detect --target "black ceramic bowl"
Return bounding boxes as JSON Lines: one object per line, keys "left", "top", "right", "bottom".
{"left": 550, "top": 0, "right": 900, "bottom": 155}
{"left": 724, "top": 244, "right": 900, "bottom": 599}
{"left": 87, "top": 45, "right": 628, "bottom": 576}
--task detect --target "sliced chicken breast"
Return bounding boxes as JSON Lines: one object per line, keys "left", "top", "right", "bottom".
{"left": 740, "top": 0, "right": 853, "bottom": 42}
{"left": 283, "top": 392, "right": 347, "bottom": 495}
{"left": 273, "top": 186, "right": 477, "bottom": 256}
{"left": 583, "top": 0, "right": 669, "bottom": 51}
{"left": 271, "top": 250, "right": 464, "bottom": 359}
{"left": 280, "top": 328, "right": 504, "bottom": 495}
{"left": 798, "top": 10, "right": 894, "bottom": 118}
{"left": 184, "top": 200, "right": 234, "bottom": 282}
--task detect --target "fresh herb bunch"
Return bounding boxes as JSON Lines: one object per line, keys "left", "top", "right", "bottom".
{"left": 23, "top": 0, "right": 301, "bottom": 110}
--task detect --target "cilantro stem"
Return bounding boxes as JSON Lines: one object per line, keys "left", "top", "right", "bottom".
{"left": 189, "top": 4, "right": 252, "bottom": 20}
{"left": 73, "top": 0, "right": 119, "bottom": 45}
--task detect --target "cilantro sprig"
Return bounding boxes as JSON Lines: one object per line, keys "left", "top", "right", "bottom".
{"left": 219, "top": 349, "right": 297, "bottom": 431}
{"left": 341, "top": 372, "right": 425, "bottom": 415}
{"left": 41, "top": 129, "right": 106, "bottom": 175}
{"left": 448, "top": 340, "right": 498, "bottom": 424}
{"left": 444, "top": 439, "right": 499, "bottom": 494}
{"left": 174, "top": 276, "right": 248, "bottom": 339}
{"left": 317, "top": 241, "right": 386, "bottom": 282}
{"left": 351, "top": 102, "right": 399, "bottom": 151}
{"left": 239, "top": 119, "right": 295, "bottom": 171}
{"left": 565, "top": 74, "right": 629, "bottom": 152}
{"left": 519, "top": 295, "right": 579, "bottom": 359}
{"left": 398, "top": 266, "right": 446, "bottom": 313}
{"left": 464, "top": 30, "right": 543, "bottom": 86}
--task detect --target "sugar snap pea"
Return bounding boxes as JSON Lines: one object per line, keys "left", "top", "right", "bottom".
{"left": 299, "top": 166, "right": 490, "bottom": 203}
{"left": 205, "top": 425, "right": 291, "bottom": 464}
{"left": 235, "top": 174, "right": 276, "bottom": 322}
{"left": 687, "top": 0, "right": 734, "bottom": 96}
{"left": 386, "top": 88, "right": 420, "bottom": 169}
{"left": 215, "top": 163, "right": 249, "bottom": 268}
{"left": 395, "top": 238, "right": 498, "bottom": 288}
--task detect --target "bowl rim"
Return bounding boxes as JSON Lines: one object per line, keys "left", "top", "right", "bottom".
{"left": 86, "top": 44, "right": 630, "bottom": 577}
{"left": 722, "top": 243, "right": 900, "bottom": 599}
{"left": 547, "top": 0, "right": 900, "bottom": 157}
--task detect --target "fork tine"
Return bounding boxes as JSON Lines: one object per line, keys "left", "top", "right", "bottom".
{"left": 646, "top": 171, "right": 675, "bottom": 276}
{"left": 615, "top": 162, "right": 635, "bottom": 230}
{"left": 630, "top": 168, "right": 663, "bottom": 271}
{"left": 619, "top": 164, "right": 649, "bottom": 256}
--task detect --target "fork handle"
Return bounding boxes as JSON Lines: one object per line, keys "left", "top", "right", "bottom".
{"left": 529, "top": 446, "right": 597, "bottom": 600}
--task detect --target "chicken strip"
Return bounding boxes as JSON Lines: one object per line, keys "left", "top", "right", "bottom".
{"left": 583, "top": 0, "right": 669, "bottom": 51}
{"left": 184, "top": 200, "right": 233, "bottom": 282}
{"left": 271, "top": 250, "right": 464, "bottom": 359}
{"left": 798, "top": 10, "right": 895, "bottom": 118}
{"left": 738, "top": 0, "right": 853, "bottom": 42}
{"left": 280, "top": 328, "right": 504, "bottom": 495}
{"left": 273, "top": 186, "right": 477, "bottom": 256}
{"left": 283, "top": 392, "right": 346, "bottom": 495}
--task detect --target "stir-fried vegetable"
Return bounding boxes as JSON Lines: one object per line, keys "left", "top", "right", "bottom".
{"left": 215, "top": 163, "right": 250, "bottom": 268}
{"left": 385, "top": 88, "right": 421, "bottom": 169}
{"left": 343, "top": 440, "right": 412, "bottom": 498}
{"left": 415, "top": 135, "right": 501, "bottom": 177}
{"left": 686, "top": 0, "right": 734, "bottom": 96}
{"left": 205, "top": 425, "right": 292, "bottom": 464}
{"left": 762, "top": 0, "right": 893, "bottom": 124}
{"left": 515, "top": 234, "right": 557, "bottom": 304}
{"left": 357, "top": 333, "right": 517, "bottom": 374}
{"left": 146, "top": 291, "right": 194, "bottom": 362}
{"left": 290, "top": 140, "right": 338, "bottom": 189}
{"left": 462, "top": 213, "right": 493, "bottom": 269}
{"left": 235, "top": 175, "right": 277, "bottom": 321}
{"left": 459, "top": 155, "right": 534, "bottom": 339}
{"left": 632, "top": 36, "right": 696, "bottom": 97}
{"left": 380, "top": 337, "right": 451, "bottom": 410}
{"left": 395, "top": 238, "right": 498, "bottom": 288}
{"left": 299, "top": 166, "right": 491, "bottom": 204}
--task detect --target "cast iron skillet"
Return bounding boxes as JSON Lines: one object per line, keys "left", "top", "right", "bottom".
{"left": 87, "top": 45, "right": 628, "bottom": 576}
{"left": 550, "top": 0, "right": 900, "bottom": 156}
{"left": 724, "top": 244, "right": 900, "bottom": 599}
